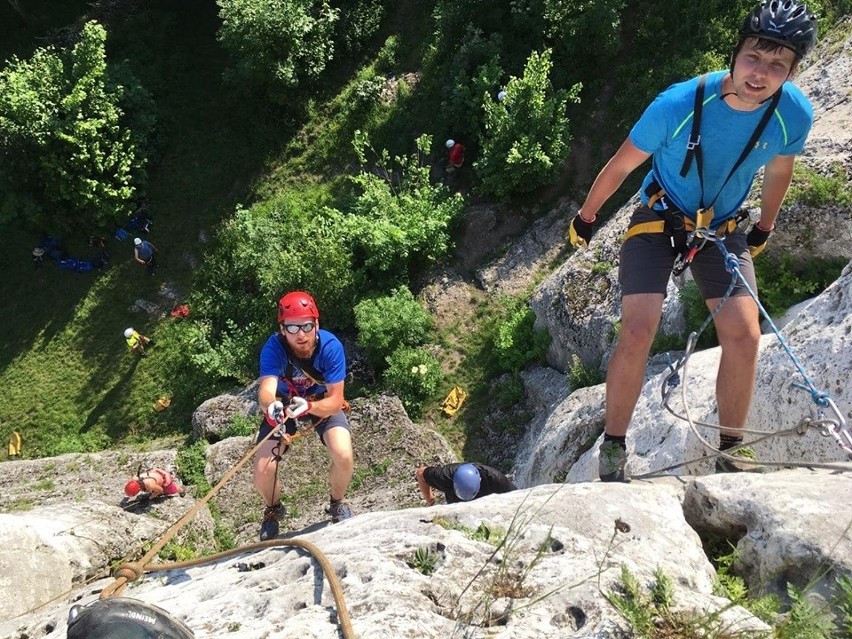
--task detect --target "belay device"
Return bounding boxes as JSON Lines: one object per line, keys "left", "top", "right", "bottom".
{"left": 67, "top": 597, "right": 195, "bottom": 639}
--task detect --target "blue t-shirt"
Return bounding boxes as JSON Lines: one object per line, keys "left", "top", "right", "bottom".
{"left": 630, "top": 70, "right": 813, "bottom": 226}
{"left": 136, "top": 241, "right": 154, "bottom": 260}
{"left": 259, "top": 328, "right": 346, "bottom": 400}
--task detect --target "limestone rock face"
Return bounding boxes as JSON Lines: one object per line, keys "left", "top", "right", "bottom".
{"left": 546, "top": 263, "right": 852, "bottom": 485}
{"left": 3, "top": 483, "right": 770, "bottom": 639}
{"left": 683, "top": 469, "right": 852, "bottom": 604}
{"left": 191, "top": 379, "right": 260, "bottom": 441}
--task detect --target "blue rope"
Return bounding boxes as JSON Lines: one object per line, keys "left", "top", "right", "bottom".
{"left": 713, "top": 240, "right": 831, "bottom": 407}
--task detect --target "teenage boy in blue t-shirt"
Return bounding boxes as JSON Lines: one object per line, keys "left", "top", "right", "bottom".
{"left": 567, "top": 1, "right": 818, "bottom": 481}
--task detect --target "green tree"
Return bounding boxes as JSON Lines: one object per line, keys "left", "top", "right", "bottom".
{"left": 342, "top": 132, "right": 465, "bottom": 290}
{"left": 0, "top": 20, "right": 147, "bottom": 231}
{"left": 184, "top": 190, "right": 355, "bottom": 384}
{"left": 354, "top": 286, "right": 433, "bottom": 371}
{"left": 474, "top": 49, "right": 580, "bottom": 199}
{"left": 383, "top": 346, "right": 443, "bottom": 419}
{"left": 217, "top": 0, "right": 339, "bottom": 98}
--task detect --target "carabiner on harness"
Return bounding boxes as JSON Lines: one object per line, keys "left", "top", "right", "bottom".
{"left": 671, "top": 208, "right": 716, "bottom": 276}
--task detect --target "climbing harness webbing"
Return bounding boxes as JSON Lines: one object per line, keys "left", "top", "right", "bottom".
{"left": 679, "top": 73, "right": 782, "bottom": 210}
{"left": 624, "top": 208, "right": 740, "bottom": 242}
{"left": 629, "top": 237, "right": 852, "bottom": 480}
{"left": 629, "top": 74, "right": 782, "bottom": 275}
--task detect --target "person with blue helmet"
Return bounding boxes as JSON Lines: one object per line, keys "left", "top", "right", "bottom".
{"left": 416, "top": 462, "right": 516, "bottom": 505}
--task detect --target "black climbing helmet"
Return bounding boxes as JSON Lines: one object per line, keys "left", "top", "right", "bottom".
{"left": 67, "top": 598, "right": 195, "bottom": 639}
{"left": 740, "top": 0, "right": 818, "bottom": 59}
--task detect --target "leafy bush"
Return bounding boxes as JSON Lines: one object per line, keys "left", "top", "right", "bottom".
{"left": 755, "top": 254, "right": 846, "bottom": 318}
{"left": 439, "top": 26, "right": 504, "bottom": 138}
{"left": 217, "top": 0, "right": 339, "bottom": 98}
{"left": 679, "top": 280, "right": 718, "bottom": 349}
{"left": 354, "top": 286, "right": 433, "bottom": 371}
{"left": 334, "top": 0, "right": 388, "bottom": 54}
{"left": 383, "top": 347, "right": 443, "bottom": 419}
{"left": 185, "top": 189, "right": 355, "bottom": 384}
{"left": 343, "top": 132, "right": 465, "bottom": 289}
{"left": 176, "top": 439, "right": 211, "bottom": 496}
{"left": 474, "top": 49, "right": 581, "bottom": 199}
{"left": 492, "top": 302, "right": 551, "bottom": 374}
{"left": 787, "top": 162, "right": 852, "bottom": 207}
{"left": 0, "top": 20, "right": 149, "bottom": 232}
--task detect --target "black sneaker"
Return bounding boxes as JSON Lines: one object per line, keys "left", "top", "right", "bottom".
{"left": 326, "top": 500, "right": 353, "bottom": 523}
{"left": 599, "top": 441, "right": 627, "bottom": 482}
{"left": 259, "top": 503, "right": 285, "bottom": 541}
{"left": 715, "top": 446, "right": 764, "bottom": 473}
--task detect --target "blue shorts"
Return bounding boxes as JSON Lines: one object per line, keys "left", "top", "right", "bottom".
{"left": 619, "top": 206, "right": 757, "bottom": 300}
{"left": 256, "top": 410, "right": 350, "bottom": 447}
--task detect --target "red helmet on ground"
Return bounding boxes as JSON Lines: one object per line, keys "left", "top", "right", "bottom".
{"left": 278, "top": 291, "right": 319, "bottom": 322}
{"left": 124, "top": 478, "right": 142, "bottom": 497}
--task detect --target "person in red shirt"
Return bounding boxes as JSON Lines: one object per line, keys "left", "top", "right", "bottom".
{"left": 446, "top": 139, "right": 465, "bottom": 172}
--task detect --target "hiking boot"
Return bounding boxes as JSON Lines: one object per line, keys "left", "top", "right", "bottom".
{"left": 259, "top": 503, "right": 285, "bottom": 541}
{"left": 599, "top": 441, "right": 628, "bottom": 482}
{"left": 715, "top": 446, "right": 764, "bottom": 473}
{"left": 326, "top": 500, "right": 353, "bottom": 523}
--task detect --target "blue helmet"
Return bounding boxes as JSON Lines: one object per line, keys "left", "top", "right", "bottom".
{"left": 453, "top": 463, "right": 481, "bottom": 501}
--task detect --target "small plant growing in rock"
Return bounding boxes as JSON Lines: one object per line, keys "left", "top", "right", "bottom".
{"left": 407, "top": 547, "right": 438, "bottom": 575}
{"left": 567, "top": 353, "right": 603, "bottom": 390}
{"left": 607, "top": 564, "right": 746, "bottom": 638}
{"left": 713, "top": 541, "right": 779, "bottom": 624}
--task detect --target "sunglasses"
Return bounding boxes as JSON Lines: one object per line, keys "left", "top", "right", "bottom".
{"left": 281, "top": 321, "right": 316, "bottom": 335}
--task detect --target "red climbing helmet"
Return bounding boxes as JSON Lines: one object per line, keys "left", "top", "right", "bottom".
{"left": 124, "top": 478, "right": 143, "bottom": 497}
{"left": 740, "top": 0, "right": 818, "bottom": 58}
{"left": 277, "top": 291, "right": 319, "bottom": 322}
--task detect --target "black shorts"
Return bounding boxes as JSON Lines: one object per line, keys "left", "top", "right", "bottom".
{"left": 619, "top": 206, "right": 757, "bottom": 300}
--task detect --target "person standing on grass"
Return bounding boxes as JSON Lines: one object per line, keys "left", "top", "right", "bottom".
{"left": 254, "top": 291, "right": 354, "bottom": 541}
{"left": 124, "top": 327, "right": 154, "bottom": 357}
{"left": 567, "top": 0, "right": 817, "bottom": 481}
{"left": 133, "top": 237, "right": 158, "bottom": 274}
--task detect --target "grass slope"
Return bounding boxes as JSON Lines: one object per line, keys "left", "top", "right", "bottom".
{"left": 0, "top": 0, "right": 290, "bottom": 457}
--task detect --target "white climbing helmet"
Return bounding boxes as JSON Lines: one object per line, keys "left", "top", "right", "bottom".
{"left": 134, "top": 237, "right": 142, "bottom": 246}
{"left": 445, "top": 139, "right": 455, "bottom": 149}
{"left": 124, "top": 328, "right": 134, "bottom": 338}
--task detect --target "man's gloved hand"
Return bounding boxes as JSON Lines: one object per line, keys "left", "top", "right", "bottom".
{"left": 746, "top": 222, "right": 773, "bottom": 257}
{"left": 286, "top": 396, "right": 312, "bottom": 420}
{"left": 266, "top": 400, "right": 285, "bottom": 424}
{"left": 568, "top": 213, "right": 594, "bottom": 248}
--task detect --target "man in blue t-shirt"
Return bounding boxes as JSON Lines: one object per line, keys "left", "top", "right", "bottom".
{"left": 254, "top": 291, "right": 354, "bottom": 540}
{"left": 133, "top": 237, "right": 158, "bottom": 274}
{"left": 566, "top": 1, "right": 818, "bottom": 482}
